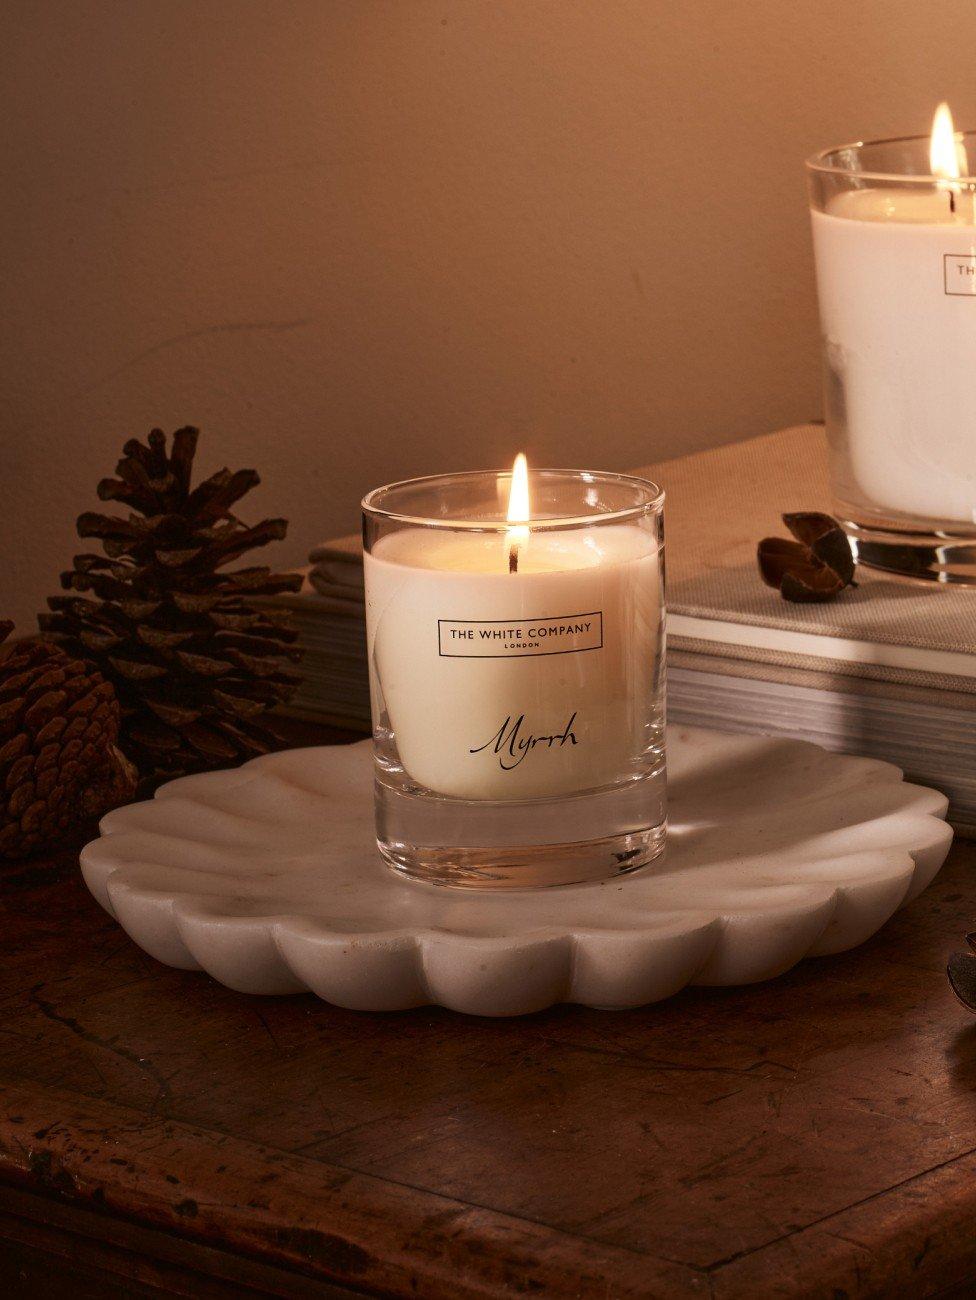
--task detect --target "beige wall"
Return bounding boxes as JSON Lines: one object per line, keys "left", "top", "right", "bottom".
{"left": 3, "top": 0, "right": 974, "bottom": 630}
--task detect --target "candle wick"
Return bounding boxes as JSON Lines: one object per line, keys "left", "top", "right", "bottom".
{"left": 951, "top": 190, "right": 957, "bottom": 214}
{"left": 508, "top": 543, "right": 519, "bottom": 574}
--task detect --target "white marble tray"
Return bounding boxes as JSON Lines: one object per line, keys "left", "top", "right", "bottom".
{"left": 80, "top": 727, "right": 952, "bottom": 1016}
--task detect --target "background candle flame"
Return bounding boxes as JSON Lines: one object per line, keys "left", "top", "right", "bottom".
{"left": 930, "top": 101, "right": 968, "bottom": 180}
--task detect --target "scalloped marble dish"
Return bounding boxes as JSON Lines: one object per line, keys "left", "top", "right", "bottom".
{"left": 80, "top": 727, "right": 952, "bottom": 1016}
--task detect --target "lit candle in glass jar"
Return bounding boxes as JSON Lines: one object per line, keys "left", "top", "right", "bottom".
{"left": 362, "top": 458, "right": 666, "bottom": 888}
{"left": 809, "top": 103, "right": 976, "bottom": 580}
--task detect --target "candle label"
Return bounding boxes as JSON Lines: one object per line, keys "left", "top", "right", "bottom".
{"left": 469, "top": 712, "right": 579, "bottom": 770}
{"left": 438, "top": 612, "right": 603, "bottom": 658}
{"left": 944, "top": 254, "right": 976, "bottom": 295}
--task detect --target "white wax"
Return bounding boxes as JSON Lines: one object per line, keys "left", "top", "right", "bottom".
{"left": 364, "top": 525, "right": 662, "bottom": 801}
{"left": 812, "top": 187, "right": 976, "bottom": 522}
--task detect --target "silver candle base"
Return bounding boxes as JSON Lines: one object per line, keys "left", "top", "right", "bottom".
{"left": 840, "top": 515, "right": 976, "bottom": 586}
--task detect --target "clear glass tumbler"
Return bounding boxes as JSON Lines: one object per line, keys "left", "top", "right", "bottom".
{"left": 362, "top": 467, "right": 666, "bottom": 889}
{"left": 808, "top": 130, "right": 976, "bottom": 583}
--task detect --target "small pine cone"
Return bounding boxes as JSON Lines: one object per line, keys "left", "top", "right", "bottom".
{"left": 0, "top": 627, "right": 137, "bottom": 858}
{"left": 41, "top": 426, "right": 303, "bottom": 781}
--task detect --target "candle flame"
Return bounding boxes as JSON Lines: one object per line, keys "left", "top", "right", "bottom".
{"left": 930, "top": 101, "right": 967, "bottom": 180}
{"left": 506, "top": 453, "right": 530, "bottom": 528}
{"left": 506, "top": 453, "right": 529, "bottom": 571}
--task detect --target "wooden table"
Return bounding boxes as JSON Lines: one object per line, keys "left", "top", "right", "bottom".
{"left": 2, "top": 728, "right": 976, "bottom": 1298}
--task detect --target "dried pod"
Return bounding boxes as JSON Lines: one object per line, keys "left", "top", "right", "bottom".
{"left": 948, "top": 938, "right": 976, "bottom": 1010}
{"left": 758, "top": 512, "right": 856, "bottom": 603}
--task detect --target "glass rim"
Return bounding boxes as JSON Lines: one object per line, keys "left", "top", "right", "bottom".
{"left": 362, "top": 467, "right": 665, "bottom": 532}
{"left": 806, "top": 127, "right": 976, "bottom": 184}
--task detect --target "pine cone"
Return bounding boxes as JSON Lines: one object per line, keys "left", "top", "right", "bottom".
{"left": 40, "top": 427, "right": 303, "bottom": 780}
{"left": 0, "top": 625, "right": 137, "bottom": 858}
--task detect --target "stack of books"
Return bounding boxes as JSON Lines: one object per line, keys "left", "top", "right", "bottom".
{"left": 273, "top": 535, "right": 370, "bottom": 732}
{"left": 272, "top": 424, "right": 976, "bottom": 832}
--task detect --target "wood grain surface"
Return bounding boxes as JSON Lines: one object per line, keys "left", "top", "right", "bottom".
{"left": 1, "top": 727, "right": 975, "bottom": 1297}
